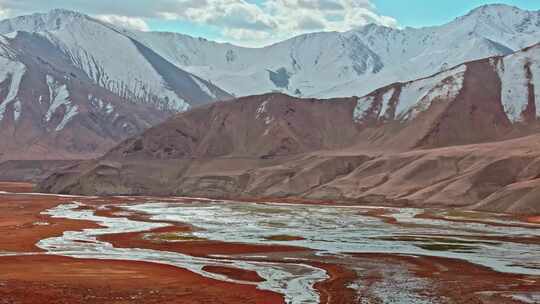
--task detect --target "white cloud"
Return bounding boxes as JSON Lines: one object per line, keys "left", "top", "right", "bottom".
{"left": 0, "top": 4, "right": 12, "bottom": 19}
{"left": 175, "top": 0, "right": 397, "bottom": 46}
{"left": 223, "top": 28, "right": 271, "bottom": 42}
{"left": 264, "top": 0, "right": 397, "bottom": 33}
{"left": 95, "top": 14, "right": 150, "bottom": 31}
{"left": 160, "top": 0, "right": 277, "bottom": 32}
{"left": 0, "top": 10, "right": 9, "bottom": 19}
{"left": 0, "top": 0, "right": 397, "bottom": 46}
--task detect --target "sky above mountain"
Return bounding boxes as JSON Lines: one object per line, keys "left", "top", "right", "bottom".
{"left": 0, "top": 0, "right": 538, "bottom": 47}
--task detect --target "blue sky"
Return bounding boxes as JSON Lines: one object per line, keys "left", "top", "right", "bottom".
{"left": 1, "top": 0, "right": 539, "bottom": 47}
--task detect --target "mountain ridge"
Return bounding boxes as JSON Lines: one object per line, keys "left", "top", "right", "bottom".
{"left": 38, "top": 41, "right": 540, "bottom": 215}
{"left": 0, "top": 9, "right": 232, "bottom": 161}
{"left": 129, "top": 3, "right": 540, "bottom": 98}
{"left": 0, "top": 9, "right": 231, "bottom": 108}
{"left": 2, "top": 5, "right": 538, "bottom": 100}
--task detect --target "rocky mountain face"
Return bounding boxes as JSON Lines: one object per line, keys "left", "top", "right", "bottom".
{"left": 1, "top": 5, "right": 539, "bottom": 162}
{"left": 128, "top": 4, "right": 540, "bottom": 98}
{"left": 39, "top": 44, "right": 540, "bottom": 214}
{"left": 105, "top": 93, "right": 359, "bottom": 160}
{"left": 0, "top": 10, "right": 231, "bottom": 161}
{"left": 1, "top": 4, "right": 539, "bottom": 214}
{"left": 0, "top": 9, "right": 231, "bottom": 109}
{"left": 352, "top": 43, "right": 540, "bottom": 149}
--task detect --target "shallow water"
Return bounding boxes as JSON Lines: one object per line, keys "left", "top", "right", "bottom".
{"left": 126, "top": 201, "right": 540, "bottom": 275}
{"left": 39, "top": 202, "right": 327, "bottom": 304}
{"left": 37, "top": 200, "right": 540, "bottom": 304}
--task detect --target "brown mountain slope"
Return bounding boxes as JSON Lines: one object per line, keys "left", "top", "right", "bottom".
{"left": 38, "top": 133, "right": 540, "bottom": 214}
{"left": 39, "top": 45, "right": 540, "bottom": 214}
{"left": 105, "top": 93, "right": 359, "bottom": 160}
{"left": 0, "top": 160, "right": 80, "bottom": 182}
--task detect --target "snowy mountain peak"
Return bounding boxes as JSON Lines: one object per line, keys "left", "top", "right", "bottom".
{"left": 0, "top": 9, "right": 231, "bottom": 112}
{"left": 0, "top": 9, "right": 89, "bottom": 34}
{"left": 0, "top": 8, "right": 233, "bottom": 160}
{"left": 0, "top": 4, "right": 539, "bottom": 102}
{"left": 457, "top": 3, "right": 540, "bottom": 33}
{"left": 466, "top": 3, "right": 528, "bottom": 15}
{"left": 123, "top": 4, "right": 540, "bottom": 99}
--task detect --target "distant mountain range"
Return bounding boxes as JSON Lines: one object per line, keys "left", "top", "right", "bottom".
{"left": 0, "top": 4, "right": 539, "bottom": 160}
{"left": 128, "top": 4, "right": 540, "bottom": 98}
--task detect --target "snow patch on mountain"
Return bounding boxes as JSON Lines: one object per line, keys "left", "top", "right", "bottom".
{"left": 496, "top": 45, "right": 540, "bottom": 121}
{"left": 88, "top": 94, "right": 116, "bottom": 117}
{"left": 256, "top": 100, "right": 269, "bottom": 119}
{"left": 256, "top": 99, "right": 274, "bottom": 125}
{"left": 353, "top": 43, "right": 540, "bottom": 127}
{"left": 105, "top": 102, "right": 114, "bottom": 115}
{"left": 397, "top": 65, "right": 467, "bottom": 120}
{"left": 497, "top": 57, "right": 530, "bottom": 121}
{"left": 88, "top": 94, "right": 104, "bottom": 110}
{"left": 0, "top": 58, "right": 26, "bottom": 121}
{"left": 0, "top": 37, "right": 17, "bottom": 58}
{"left": 353, "top": 96, "right": 374, "bottom": 123}
{"left": 379, "top": 88, "right": 395, "bottom": 119}
{"left": 191, "top": 75, "right": 216, "bottom": 99}
{"left": 13, "top": 100, "right": 21, "bottom": 121}
{"left": 163, "top": 95, "right": 190, "bottom": 112}
{"left": 353, "top": 64, "right": 468, "bottom": 123}
{"left": 45, "top": 75, "right": 78, "bottom": 131}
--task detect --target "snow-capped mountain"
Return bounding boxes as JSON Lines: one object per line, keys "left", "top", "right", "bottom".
{"left": 1, "top": 5, "right": 537, "bottom": 103}
{"left": 0, "top": 4, "right": 539, "bottom": 161}
{"left": 0, "top": 9, "right": 231, "bottom": 110}
{"left": 0, "top": 31, "right": 170, "bottom": 160}
{"left": 0, "top": 9, "right": 232, "bottom": 160}
{"left": 351, "top": 42, "right": 540, "bottom": 149}
{"left": 127, "top": 4, "right": 540, "bottom": 98}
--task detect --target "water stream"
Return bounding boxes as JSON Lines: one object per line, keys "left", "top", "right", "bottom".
{"left": 126, "top": 201, "right": 540, "bottom": 275}
{"left": 38, "top": 202, "right": 327, "bottom": 304}
{"left": 36, "top": 200, "right": 540, "bottom": 304}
